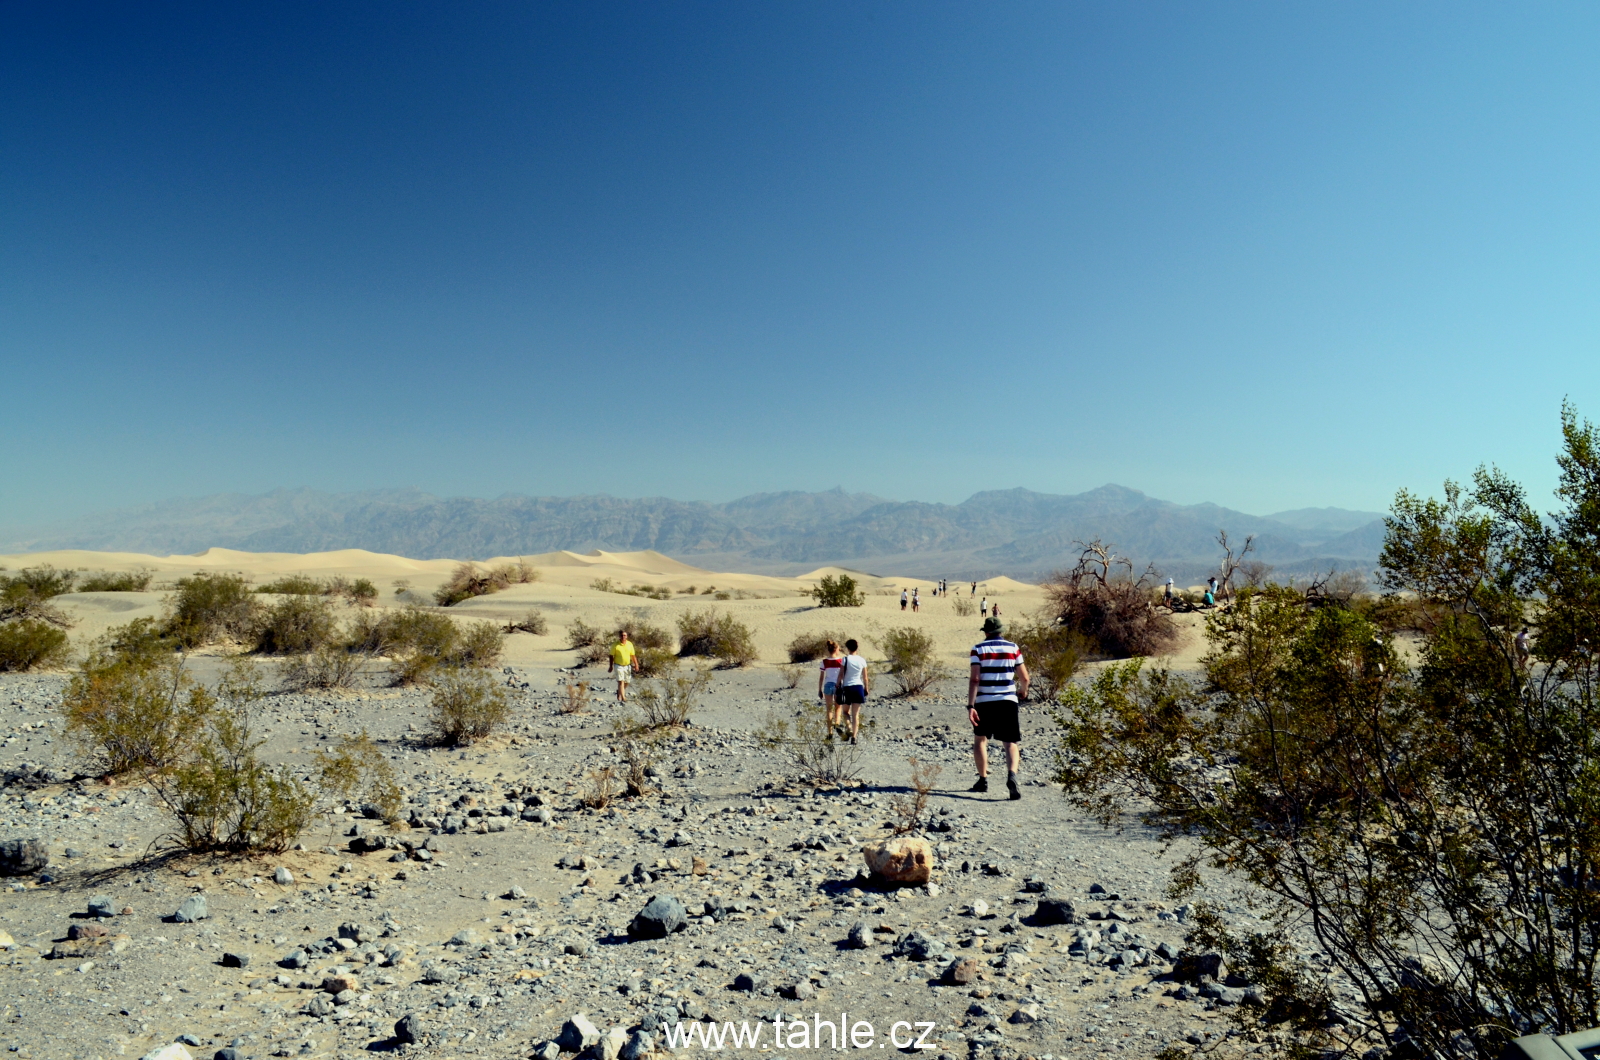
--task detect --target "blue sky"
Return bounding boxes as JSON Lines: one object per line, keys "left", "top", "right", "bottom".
{"left": 4, "top": 2, "right": 1599, "bottom": 526}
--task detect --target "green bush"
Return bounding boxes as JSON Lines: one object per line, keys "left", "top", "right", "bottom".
{"left": 429, "top": 668, "right": 512, "bottom": 744}
{"left": 676, "top": 609, "right": 758, "bottom": 668}
{"left": 0, "top": 619, "right": 71, "bottom": 672}
{"left": 810, "top": 574, "right": 864, "bottom": 608}
{"left": 1009, "top": 619, "right": 1087, "bottom": 701}
{"left": 454, "top": 621, "right": 505, "bottom": 668}
{"left": 256, "top": 574, "right": 325, "bottom": 595}
{"left": 99, "top": 617, "right": 176, "bottom": 664}
{"left": 252, "top": 594, "right": 338, "bottom": 654}
{"left": 166, "top": 572, "right": 260, "bottom": 647}
{"left": 786, "top": 630, "right": 848, "bottom": 663}
{"left": 78, "top": 569, "right": 153, "bottom": 593}
{"left": 60, "top": 649, "right": 214, "bottom": 777}
{"left": 877, "top": 626, "right": 945, "bottom": 697}
{"left": 283, "top": 645, "right": 364, "bottom": 691}
{"left": 0, "top": 565, "right": 75, "bottom": 623}
{"left": 345, "top": 577, "right": 378, "bottom": 605}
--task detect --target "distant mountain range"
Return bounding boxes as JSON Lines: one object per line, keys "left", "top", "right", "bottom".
{"left": 1, "top": 485, "right": 1388, "bottom": 583}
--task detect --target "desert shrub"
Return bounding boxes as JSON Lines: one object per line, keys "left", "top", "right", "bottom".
{"left": 877, "top": 626, "right": 945, "bottom": 697}
{"left": 453, "top": 621, "right": 505, "bottom": 668}
{"left": 786, "top": 631, "right": 847, "bottom": 663}
{"left": 166, "top": 572, "right": 259, "bottom": 648}
{"left": 629, "top": 668, "right": 712, "bottom": 730}
{"left": 344, "top": 577, "right": 378, "bottom": 605}
{"left": 0, "top": 619, "right": 71, "bottom": 672}
{"left": 0, "top": 566, "right": 75, "bottom": 624}
{"left": 581, "top": 765, "right": 619, "bottom": 810}
{"left": 676, "top": 609, "right": 758, "bottom": 668}
{"left": 756, "top": 704, "right": 863, "bottom": 786}
{"left": 283, "top": 645, "right": 364, "bottom": 691}
{"left": 1053, "top": 408, "right": 1600, "bottom": 1059}
{"left": 313, "top": 731, "right": 403, "bottom": 823}
{"left": 435, "top": 561, "right": 539, "bottom": 606}
{"left": 257, "top": 574, "right": 324, "bottom": 595}
{"left": 502, "top": 609, "right": 549, "bottom": 635}
{"left": 568, "top": 618, "right": 604, "bottom": 650}
{"left": 635, "top": 645, "right": 678, "bottom": 677}
{"left": 779, "top": 663, "right": 805, "bottom": 689}
{"left": 589, "top": 577, "right": 614, "bottom": 593}
{"left": 1041, "top": 540, "right": 1178, "bottom": 658}
{"left": 60, "top": 646, "right": 214, "bottom": 777}
{"left": 429, "top": 668, "right": 511, "bottom": 744}
{"left": 950, "top": 593, "right": 975, "bottom": 617}
{"left": 559, "top": 680, "right": 591, "bottom": 715}
{"left": 888, "top": 757, "right": 942, "bottom": 834}
{"left": 78, "top": 569, "right": 153, "bottom": 593}
{"left": 810, "top": 574, "right": 864, "bottom": 608}
{"left": 1009, "top": 619, "right": 1088, "bottom": 701}
{"left": 253, "top": 594, "right": 339, "bottom": 654}
{"left": 98, "top": 616, "right": 176, "bottom": 663}
{"left": 616, "top": 734, "right": 660, "bottom": 797}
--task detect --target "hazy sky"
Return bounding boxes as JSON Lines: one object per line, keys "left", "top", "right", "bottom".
{"left": 5, "top": 2, "right": 1599, "bottom": 525}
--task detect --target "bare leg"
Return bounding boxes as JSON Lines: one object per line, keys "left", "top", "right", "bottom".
{"left": 1004, "top": 741, "right": 1020, "bottom": 775}
{"left": 848, "top": 703, "right": 861, "bottom": 739}
{"left": 972, "top": 732, "right": 989, "bottom": 778}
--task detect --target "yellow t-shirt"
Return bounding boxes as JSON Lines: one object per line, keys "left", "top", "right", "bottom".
{"left": 611, "top": 641, "right": 637, "bottom": 666}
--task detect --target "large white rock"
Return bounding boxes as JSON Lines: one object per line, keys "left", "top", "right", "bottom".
{"left": 862, "top": 837, "right": 934, "bottom": 885}
{"left": 140, "top": 1046, "right": 193, "bottom": 1060}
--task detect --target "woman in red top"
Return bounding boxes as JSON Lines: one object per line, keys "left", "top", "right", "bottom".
{"left": 818, "top": 640, "right": 845, "bottom": 733}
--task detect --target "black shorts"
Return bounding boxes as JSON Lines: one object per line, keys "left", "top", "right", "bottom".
{"left": 838, "top": 685, "right": 867, "bottom": 706}
{"left": 972, "top": 699, "right": 1021, "bottom": 743}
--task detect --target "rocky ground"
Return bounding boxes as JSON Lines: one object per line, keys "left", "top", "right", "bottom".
{"left": 0, "top": 660, "right": 1309, "bottom": 1060}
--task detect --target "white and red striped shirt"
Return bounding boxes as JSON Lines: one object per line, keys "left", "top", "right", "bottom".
{"left": 971, "top": 638, "right": 1023, "bottom": 703}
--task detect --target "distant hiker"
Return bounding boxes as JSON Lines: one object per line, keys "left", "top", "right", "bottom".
{"left": 1207, "top": 575, "right": 1218, "bottom": 597}
{"left": 1163, "top": 578, "right": 1174, "bottom": 605}
{"left": 901, "top": 589, "right": 909, "bottom": 611}
{"left": 837, "top": 639, "right": 870, "bottom": 744}
{"left": 971, "top": 581, "right": 978, "bottom": 596}
{"left": 609, "top": 630, "right": 637, "bottom": 703}
{"left": 1516, "top": 627, "right": 1532, "bottom": 668}
{"left": 1203, "top": 589, "right": 1215, "bottom": 608}
{"left": 819, "top": 640, "right": 845, "bottom": 731}
{"left": 980, "top": 596, "right": 988, "bottom": 617}
{"left": 969, "top": 616, "right": 1030, "bottom": 801}
{"left": 911, "top": 588, "right": 920, "bottom": 612}
{"left": 991, "top": 601, "right": 1000, "bottom": 618}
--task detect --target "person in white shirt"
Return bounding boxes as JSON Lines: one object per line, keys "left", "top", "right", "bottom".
{"left": 836, "top": 639, "right": 870, "bottom": 745}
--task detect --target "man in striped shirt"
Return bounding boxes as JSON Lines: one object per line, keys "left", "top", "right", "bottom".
{"left": 968, "top": 616, "right": 1030, "bottom": 800}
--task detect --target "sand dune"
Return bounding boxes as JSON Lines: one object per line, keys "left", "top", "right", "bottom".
{"left": 1, "top": 547, "right": 1082, "bottom": 669}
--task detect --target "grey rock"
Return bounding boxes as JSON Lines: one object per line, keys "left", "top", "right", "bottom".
{"left": 1008, "top": 1004, "right": 1041, "bottom": 1024}
{"left": 786, "top": 980, "right": 814, "bottom": 1001}
{"left": 395, "top": 1011, "right": 425, "bottom": 1043}
{"left": 0, "top": 838, "right": 48, "bottom": 877}
{"left": 87, "top": 896, "right": 115, "bottom": 918}
{"left": 620, "top": 1030, "right": 654, "bottom": 1060}
{"left": 173, "top": 895, "right": 209, "bottom": 923}
{"left": 556, "top": 1012, "right": 601, "bottom": 1052}
{"left": 845, "top": 921, "right": 872, "bottom": 949}
{"left": 733, "top": 972, "right": 764, "bottom": 993}
{"left": 273, "top": 867, "right": 294, "bottom": 885}
{"left": 280, "top": 949, "right": 308, "bottom": 969}
{"left": 1155, "top": 941, "right": 1181, "bottom": 961}
{"left": 628, "top": 894, "right": 687, "bottom": 939}
{"left": 590, "top": 1026, "right": 626, "bottom": 1060}
{"left": 221, "top": 951, "right": 250, "bottom": 969}
{"left": 215, "top": 1049, "right": 243, "bottom": 1060}
{"left": 564, "top": 939, "right": 590, "bottom": 957}
{"left": 303, "top": 995, "right": 335, "bottom": 1017}
{"left": 1174, "top": 951, "right": 1227, "bottom": 983}
{"left": 531, "top": 1044, "right": 561, "bottom": 1060}
{"left": 893, "top": 929, "right": 947, "bottom": 961}
{"left": 448, "top": 928, "right": 481, "bottom": 947}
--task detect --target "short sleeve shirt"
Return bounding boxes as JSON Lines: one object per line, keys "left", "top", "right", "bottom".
{"left": 611, "top": 642, "right": 637, "bottom": 666}
{"left": 971, "top": 638, "right": 1023, "bottom": 703}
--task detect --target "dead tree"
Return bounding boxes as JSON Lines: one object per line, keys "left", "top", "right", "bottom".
{"left": 1215, "top": 530, "right": 1256, "bottom": 602}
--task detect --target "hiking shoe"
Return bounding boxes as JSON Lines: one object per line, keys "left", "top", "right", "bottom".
{"left": 849, "top": 735, "right": 858, "bottom": 745}
{"left": 968, "top": 776, "right": 988, "bottom": 793}
{"left": 1007, "top": 775, "right": 1022, "bottom": 801}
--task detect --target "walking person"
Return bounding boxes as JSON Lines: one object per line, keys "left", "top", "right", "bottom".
{"left": 901, "top": 588, "right": 908, "bottom": 611}
{"left": 609, "top": 630, "right": 637, "bottom": 704}
{"left": 980, "top": 596, "right": 988, "bottom": 617}
{"left": 968, "top": 616, "right": 1029, "bottom": 800}
{"left": 818, "top": 640, "right": 845, "bottom": 732}
{"left": 911, "top": 588, "right": 920, "bottom": 612}
{"left": 971, "top": 581, "right": 977, "bottom": 597}
{"left": 837, "top": 639, "right": 870, "bottom": 744}
{"left": 1163, "top": 578, "right": 1174, "bottom": 606}
{"left": 991, "top": 600, "right": 1000, "bottom": 618}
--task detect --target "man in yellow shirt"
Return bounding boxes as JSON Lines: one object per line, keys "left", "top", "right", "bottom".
{"left": 609, "top": 630, "right": 637, "bottom": 703}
